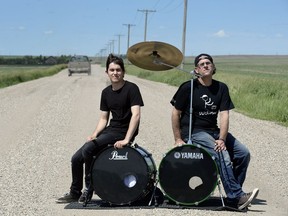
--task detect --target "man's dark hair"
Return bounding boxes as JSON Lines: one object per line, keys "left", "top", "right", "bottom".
{"left": 106, "top": 54, "right": 125, "bottom": 72}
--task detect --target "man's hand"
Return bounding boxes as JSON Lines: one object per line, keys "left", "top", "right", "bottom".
{"left": 86, "top": 135, "right": 96, "bottom": 142}
{"left": 114, "top": 140, "right": 129, "bottom": 149}
{"left": 214, "top": 139, "right": 226, "bottom": 152}
{"left": 175, "top": 138, "right": 185, "bottom": 146}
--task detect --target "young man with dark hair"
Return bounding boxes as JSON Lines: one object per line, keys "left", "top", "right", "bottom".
{"left": 56, "top": 54, "right": 144, "bottom": 203}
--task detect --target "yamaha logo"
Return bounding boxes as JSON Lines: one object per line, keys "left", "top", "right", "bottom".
{"left": 174, "top": 151, "right": 204, "bottom": 159}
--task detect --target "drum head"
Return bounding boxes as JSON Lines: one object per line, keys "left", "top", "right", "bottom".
{"left": 91, "top": 146, "right": 155, "bottom": 205}
{"left": 158, "top": 145, "right": 218, "bottom": 205}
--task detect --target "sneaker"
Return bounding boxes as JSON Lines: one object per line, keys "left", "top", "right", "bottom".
{"left": 78, "top": 189, "right": 93, "bottom": 203}
{"left": 56, "top": 192, "right": 80, "bottom": 203}
{"left": 238, "top": 188, "right": 259, "bottom": 210}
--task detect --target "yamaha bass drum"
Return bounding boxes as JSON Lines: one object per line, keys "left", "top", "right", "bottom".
{"left": 158, "top": 144, "right": 218, "bottom": 205}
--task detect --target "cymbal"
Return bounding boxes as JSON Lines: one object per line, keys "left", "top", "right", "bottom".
{"left": 127, "top": 41, "right": 183, "bottom": 71}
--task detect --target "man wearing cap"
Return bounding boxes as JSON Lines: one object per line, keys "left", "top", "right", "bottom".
{"left": 170, "top": 53, "right": 259, "bottom": 210}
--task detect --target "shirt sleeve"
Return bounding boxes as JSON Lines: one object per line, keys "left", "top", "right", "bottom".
{"left": 170, "top": 81, "right": 190, "bottom": 110}
{"left": 220, "top": 83, "right": 235, "bottom": 111}
{"left": 129, "top": 83, "right": 144, "bottom": 107}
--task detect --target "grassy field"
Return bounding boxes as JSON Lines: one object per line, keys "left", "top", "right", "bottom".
{"left": 0, "top": 65, "right": 67, "bottom": 88}
{"left": 124, "top": 55, "right": 288, "bottom": 127}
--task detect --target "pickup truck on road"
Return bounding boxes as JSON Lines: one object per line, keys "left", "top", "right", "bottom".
{"left": 68, "top": 55, "right": 91, "bottom": 76}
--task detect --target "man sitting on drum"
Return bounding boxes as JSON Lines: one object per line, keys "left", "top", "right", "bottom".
{"left": 56, "top": 54, "right": 144, "bottom": 203}
{"left": 170, "top": 53, "right": 259, "bottom": 210}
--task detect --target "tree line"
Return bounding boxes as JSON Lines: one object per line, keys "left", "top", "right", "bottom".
{"left": 0, "top": 55, "right": 71, "bottom": 65}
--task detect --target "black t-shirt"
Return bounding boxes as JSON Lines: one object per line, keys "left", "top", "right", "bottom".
{"left": 100, "top": 81, "right": 144, "bottom": 136}
{"left": 171, "top": 79, "right": 234, "bottom": 138}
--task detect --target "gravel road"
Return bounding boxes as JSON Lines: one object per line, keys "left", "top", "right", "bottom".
{"left": 0, "top": 64, "right": 287, "bottom": 216}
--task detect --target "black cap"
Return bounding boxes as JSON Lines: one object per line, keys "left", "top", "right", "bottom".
{"left": 194, "top": 53, "right": 214, "bottom": 66}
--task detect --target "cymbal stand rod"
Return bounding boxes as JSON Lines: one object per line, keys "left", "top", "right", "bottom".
{"left": 153, "top": 58, "right": 197, "bottom": 144}
{"left": 153, "top": 59, "right": 190, "bottom": 73}
{"left": 153, "top": 59, "right": 201, "bottom": 78}
{"left": 187, "top": 78, "right": 193, "bottom": 144}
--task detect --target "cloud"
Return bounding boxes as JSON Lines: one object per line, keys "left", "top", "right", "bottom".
{"left": 213, "top": 30, "right": 229, "bottom": 38}
{"left": 275, "top": 33, "right": 284, "bottom": 38}
{"left": 44, "top": 30, "right": 53, "bottom": 35}
{"left": 18, "top": 26, "right": 26, "bottom": 31}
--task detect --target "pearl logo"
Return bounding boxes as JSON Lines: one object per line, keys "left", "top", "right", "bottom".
{"left": 109, "top": 151, "right": 128, "bottom": 160}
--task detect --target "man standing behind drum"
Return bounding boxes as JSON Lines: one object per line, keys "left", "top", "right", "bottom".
{"left": 170, "top": 53, "right": 259, "bottom": 210}
{"left": 56, "top": 54, "right": 144, "bottom": 203}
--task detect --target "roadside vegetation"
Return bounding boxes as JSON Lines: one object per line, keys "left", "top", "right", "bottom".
{"left": 0, "top": 55, "right": 69, "bottom": 88}
{"left": 125, "top": 56, "right": 288, "bottom": 127}
{"left": 0, "top": 65, "right": 67, "bottom": 88}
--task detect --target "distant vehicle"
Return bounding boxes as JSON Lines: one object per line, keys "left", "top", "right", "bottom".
{"left": 68, "top": 55, "right": 91, "bottom": 76}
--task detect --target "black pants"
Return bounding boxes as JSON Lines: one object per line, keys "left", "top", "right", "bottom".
{"left": 69, "top": 128, "right": 126, "bottom": 196}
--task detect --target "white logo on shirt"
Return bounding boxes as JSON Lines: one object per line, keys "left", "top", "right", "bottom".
{"left": 200, "top": 94, "right": 217, "bottom": 112}
{"left": 200, "top": 95, "right": 214, "bottom": 108}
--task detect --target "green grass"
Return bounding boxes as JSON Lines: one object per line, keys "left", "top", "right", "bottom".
{"left": 215, "top": 56, "right": 288, "bottom": 126}
{"left": 0, "top": 65, "right": 67, "bottom": 88}
{"left": 125, "top": 56, "right": 288, "bottom": 127}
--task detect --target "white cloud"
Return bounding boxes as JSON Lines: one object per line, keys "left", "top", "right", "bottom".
{"left": 213, "top": 30, "right": 229, "bottom": 38}
{"left": 275, "top": 33, "right": 283, "bottom": 38}
{"left": 18, "top": 26, "right": 26, "bottom": 31}
{"left": 44, "top": 30, "right": 53, "bottom": 35}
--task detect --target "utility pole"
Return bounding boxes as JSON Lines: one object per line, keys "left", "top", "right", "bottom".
{"left": 137, "top": 9, "right": 156, "bottom": 41}
{"left": 115, "top": 34, "right": 124, "bottom": 55}
{"left": 123, "top": 24, "right": 135, "bottom": 51}
{"left": 181, "top": 0, "right": 188, "bottom": 69}
{"left": 100, "top": 48, "right": 106, "bottom": 62}
{"left": 110, "top": 40, "right": 116, "bottom": 54}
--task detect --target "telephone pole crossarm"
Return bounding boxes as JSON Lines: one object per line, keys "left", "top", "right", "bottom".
{"left": 137, "top": 9, "right": 156, "bottom": 41}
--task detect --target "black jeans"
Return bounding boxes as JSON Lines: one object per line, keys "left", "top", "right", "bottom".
{"left": 69, "top": 128, "right": 126, "bottom": 196}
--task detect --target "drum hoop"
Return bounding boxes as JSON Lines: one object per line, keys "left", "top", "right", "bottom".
{"left": 133, "top": 144, "right": 157, "bottom": 171}
{"left": 158, "top": 144, "right": 219, "bottom": 205}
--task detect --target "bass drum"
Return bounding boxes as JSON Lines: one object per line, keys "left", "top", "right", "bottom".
{"left": 158, "top": 144, "right": 218, "bottom": 205}
{"left": 91, "top": 144, "right": 156, "bottom": 205}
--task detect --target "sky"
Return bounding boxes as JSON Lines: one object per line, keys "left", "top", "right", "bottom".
{"left": 0, "top": 0, "right": 287, "bottom": 56}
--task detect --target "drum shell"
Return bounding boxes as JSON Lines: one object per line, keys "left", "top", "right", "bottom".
{"left": 91, "top": 145, "right": 156, "bottom": 205}
{"left": 158, "top": 144, "right": 218, "bottom": 205}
